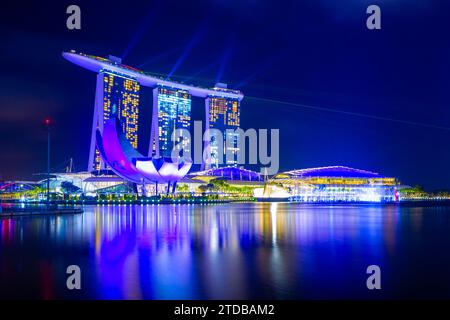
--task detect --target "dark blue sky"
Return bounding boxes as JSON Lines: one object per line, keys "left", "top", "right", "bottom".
{"left": 1, "top": 0, "right": 449, "bottom": 190}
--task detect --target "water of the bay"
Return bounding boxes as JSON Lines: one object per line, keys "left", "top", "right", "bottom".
{"left": 1, "top": 202, "right": 449, "bottom": 299}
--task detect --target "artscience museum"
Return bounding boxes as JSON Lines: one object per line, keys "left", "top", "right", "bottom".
{"left": 96, "top": 117, "right": 192, "bottom": 195}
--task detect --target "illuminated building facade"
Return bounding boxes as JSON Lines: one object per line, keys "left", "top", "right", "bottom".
{"left": 149, "top": 86, "right": 192, "bottom": 158}
{"left": 189, "top": 166, "right": 263, "bottom": 183}
{"left": 255, "top": 166, "right": 400, "bottom": 203}
{"left": 89, "top": 70, "right": 140, "bottom": 172}
{"left": 204, "top": 84, "right": 241, "bottom": 169}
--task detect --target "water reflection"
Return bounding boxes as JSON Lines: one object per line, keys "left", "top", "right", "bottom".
{"left": 1, "top": 203, "right": 450, "bottom": 299}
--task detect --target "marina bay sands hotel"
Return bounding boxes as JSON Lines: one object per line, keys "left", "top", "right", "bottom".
{"left": 63, "top": 51, "right": 244, "bottom": 172}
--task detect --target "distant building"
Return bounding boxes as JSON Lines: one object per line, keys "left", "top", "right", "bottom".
{"left": 189, "top": 166, "right": 263, "bottom": 184}
{"left": 255, "top": 166, "right": 399, "bottom": 202}
{"left": 0, "top": 181, "right": 39, "bottom": 200}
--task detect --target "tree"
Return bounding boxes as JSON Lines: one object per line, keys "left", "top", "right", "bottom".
{"left": 176, "top": 184, "right": 189, "bottom": 193}
{"left": 198, "top": 184, "right": 210, "bottom": 193}
{"left": 209, "top": 178, "right": 229, "bottom": 191}
{"left": 61, "top": 181, "right": 80, "bottom": 195}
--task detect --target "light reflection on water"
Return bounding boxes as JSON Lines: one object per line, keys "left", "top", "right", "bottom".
{"left": 1, "top": 203, "right": 450, "bottom": 299}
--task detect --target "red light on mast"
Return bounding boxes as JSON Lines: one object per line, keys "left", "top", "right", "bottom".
{"left": 43, "top": 117, "right": 53, "bottom": 128}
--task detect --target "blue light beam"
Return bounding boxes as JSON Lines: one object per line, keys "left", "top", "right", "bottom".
{"left": 215, "top": 40, "right": 234, "bottom": 84}
{"left": 234, "top": 51, "right": 286, "bottom": 89}
{"left": 184, "top": 61, "right": 218, "bottom": 83}
{"left": 121, "top": 2, "right": 161, "bottom": 59}
{"left": 137, "top": 46, "right": 182, "bottom": 69}
{"left": 166, "top": 20, "right": 209, "bottom": 80}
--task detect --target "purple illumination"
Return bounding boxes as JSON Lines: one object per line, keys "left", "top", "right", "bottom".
{"left": 96, "top": 119, "right": 146, "bottom": 184}
{"left": 190, "top": 166, "right": 263, "bottom": 181}
{"left": 285, "top": 166, "right": 383, "bottom": 178}
{"left": 96, "top": 118, "right": 192, "bottom": 187}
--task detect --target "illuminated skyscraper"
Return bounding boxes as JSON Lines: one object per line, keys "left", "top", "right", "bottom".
{"left": 149, "top": 86, "right": 192, "bottom": 158}
{"left": 204, "top": 83, "right": 241, "bottom": 169}
{"left": 89, "top": 71, "right": 140, "bottom": 171}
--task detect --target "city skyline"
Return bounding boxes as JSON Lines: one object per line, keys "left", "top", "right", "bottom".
{"left": 3, "top": 0, "right": 450, "bottom": 305}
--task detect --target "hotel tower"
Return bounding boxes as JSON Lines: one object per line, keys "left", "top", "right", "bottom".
{"left": 149, "top": 86, "right": 192, "bottom": 158}
{"left": 89, "top": 66, "right": 140, "bottom": 171}
{"left": 204, "top": 83, "right": 241, "bottom": 169}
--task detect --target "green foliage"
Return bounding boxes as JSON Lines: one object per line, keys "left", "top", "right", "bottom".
{"left": 209, "top": 178, "right": 228, "bottom": 189}
{"left": 197, "top": 184, "right": 211, "bottom": 193}
{"left": 61, "top": 181, "right": 80, "bottom": 194}
{"left": 176, "top": 184, "right": 190, "bottom": 193}
{"left": 400, "top": 186, "right": 425, "bottom": 194}
{"left": 24, "top": 186, "right": 46, "bottom": 197}
{"left": 196, "top": 178, "right": 256, "bottom": 197}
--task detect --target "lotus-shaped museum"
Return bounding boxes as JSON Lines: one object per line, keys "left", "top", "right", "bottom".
{"left": 96, "top": 117, "right": 192, "bottom": 193}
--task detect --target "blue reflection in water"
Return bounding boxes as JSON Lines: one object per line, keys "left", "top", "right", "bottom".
{"left": 1, "top": 203, "right": 450, "bottom": 299}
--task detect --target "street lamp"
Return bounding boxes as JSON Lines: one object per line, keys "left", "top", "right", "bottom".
{"left": 43, "top": 117, "right": 53, "bottom": 206}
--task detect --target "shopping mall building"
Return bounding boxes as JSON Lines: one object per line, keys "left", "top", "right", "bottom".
{"left": 254, "top": 166, "right": 399, "bottom": 203}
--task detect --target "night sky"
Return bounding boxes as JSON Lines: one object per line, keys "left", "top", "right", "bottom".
{"left": 1, "top": 0, "right": 449, "bottom": 190}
